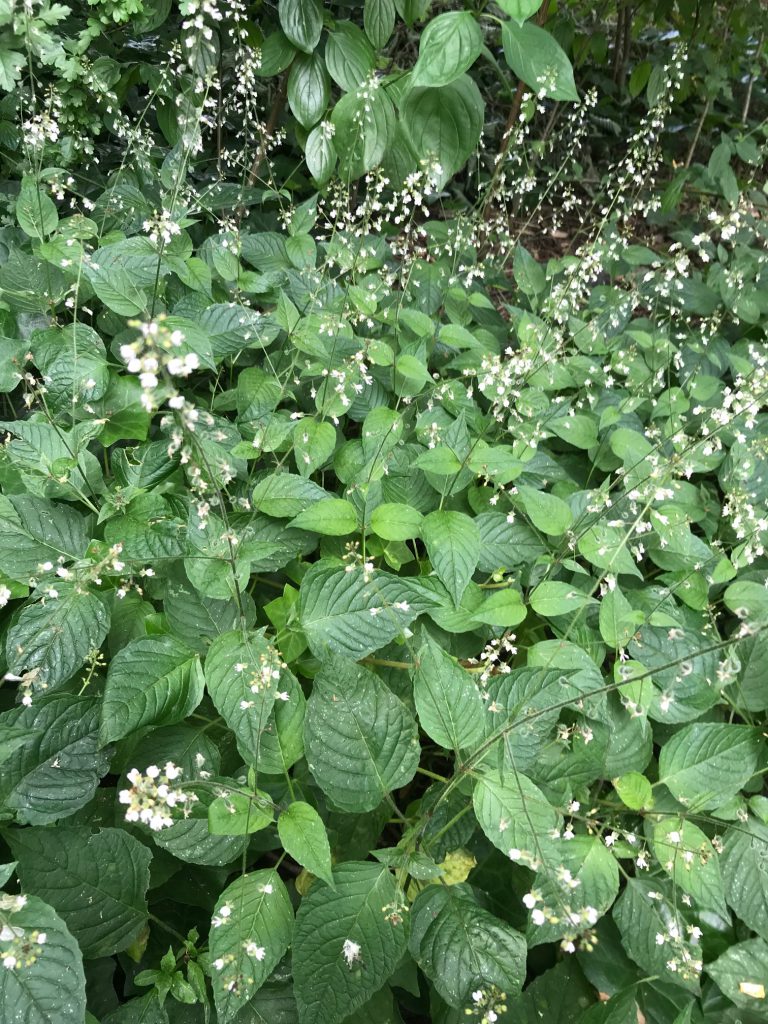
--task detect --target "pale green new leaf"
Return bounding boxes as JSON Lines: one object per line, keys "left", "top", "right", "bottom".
{"left": 304, "top": 653, "right": 419, "bottom": 812}
{"left": 293, "top": 862, "right": 407, "bottom": 1024}
{"left": 502, "top": 20, "right": 579, "bottom": 101}
{"left": 278, "top": 801, "right": 334, "bottom": 887}
{"left": 209, "top": 870, "right": 294, "bottom": 1022}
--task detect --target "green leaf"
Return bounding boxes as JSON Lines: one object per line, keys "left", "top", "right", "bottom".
{"left": 0, "top": 47, "right": 25, "bottom": 91}
{"left": 209, "top": 870, "right": 294, "bottom": 1023}
{"left": 6, "top": 587, "right": 110, "bottom": 695}
{"left": 208, "top": 791, "right": 274, "bottom": 835}
{"left": 649, "top": 816, "right": 727, "bottom": 916}
{"left": 0, "top": 694, "right": 110, "bottom": 825}
{"left": 325, "top": 23, "right": 375, "bottom": 92}
{"left": 613, "top": 772, "right": 652, "bottom": 810}
{"left": 0, "top": 894, "right": 86, "bottom": 1024}
{"left": 304, "top": 653, "right": 419, "bottom": 812}
{"left": 707, "top": 938, "right": 768, "bottom": 1008}
{"left": 421, "top": 510, "right": 480, "bottom": 606}
{"left": 87, "top": 267, "right": 148, "bottom": 316}
{"left": 205, "top": 631, "right": 292, "bottom": 765}
{"left": 409, "top": 884, "right": 526, "bottom": 1006}
{"left": 515, "top": 485, "right": 573, "bottom": 535}
{"left": 278, "top": 801, "right": 334, "bottom": 887}
{"left": 599, "top": 587, "right": 643, "bottom": 649}
{"left": 331, "top": 78, "right": 396, "bottom": 179}
{"left": 305, "top": 124, "right": 337, "bottom": 183}
{"left": 288, "top": 51, "right": 330, "bottom": 129}
{"left": 0, "top": 494, "right": 89, "bottom": 583}
{"left": 721, "top": 817, "right": 768, "bottom": 940}
{"left": 16, "top": 178, "right": 58, "bottom": 239}
{"left": 613, "top": 879, "right": 700, "bottom": 992}
{"left": 364, "top": 0, "right": 395, "bottom": 48}
{"left": 473, "top": 767, "right": 561, "bottom": 860}
{"left": 401, "top": 75, "right": 484, "bottom": 184}
{"left": 501, "top": 20, "right": 579, "bottom": 101}
{"left": 370, "top": 502, "right": 423, "bottom": 541}
{"left": 100, "top": 635, "right": 204, "bottom": 744}
{"left": 289, "top": 498, "right": 358, "bottom": 535}
{"left": 253, "top": 473, "right": 328, "bottom": 518}
{"left": 293, "top": 862, "right": 407, "bottom": 1024}
{"left": 411, "top": 12, "right": 483, "bottom": 88}
{"left": 279, "top": 0, "right": 323, "bottom": 53}
{"left": 658, "top": 723, "right": 761, "bottom": 811}
{"left": 578, "top": 525, "right": 642, "bottom": 578}
{"left": 496, "top": 0, "right": 541, "bottom": 24}
{"left": 530, "top": 581, "right": 596, "bottom": 618}
{"left": 298, "top": 562, "right": 430, "bottom": 659}
{"left": 9, "top": 827, "right": 151, "bottom": 958}
{"left": 294, "top": 419, "right": 337, "bottom": 477}
{"left": 527, "top": 837, "right": 619, "bottom": 946}
{"left": 411, "top": 630, "right": 485, "bottom": 753}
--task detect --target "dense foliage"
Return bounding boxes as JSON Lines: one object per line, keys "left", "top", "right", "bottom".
{"left": 0, "top": 0, "right": 767, "bottom": 1022}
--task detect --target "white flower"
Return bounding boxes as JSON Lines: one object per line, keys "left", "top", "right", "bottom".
{"left": 245, "top": 942, "right": 265, "bottom": 960}
{"left": 342, "top": 939, "right": 361, "bottom": 966}
{"left": 531, "top": 908, "right": 545, "bottom": 926}
{"left": 522, "top": 892, "right": 537, "bottom": 909}
{"left": 0, "top": 585, "right": 11, "bottom": 607}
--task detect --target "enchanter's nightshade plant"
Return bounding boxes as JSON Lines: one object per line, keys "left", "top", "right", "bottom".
{"left": 0, "top": 1, "right": 767, "bottom": 1022}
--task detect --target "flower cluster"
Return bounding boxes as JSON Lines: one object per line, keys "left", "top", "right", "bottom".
{"left": 0, "top": 893, "right": 46, "bottom": 971}
{"left": 118, "top": 763, "right": 195, "bottom": 831}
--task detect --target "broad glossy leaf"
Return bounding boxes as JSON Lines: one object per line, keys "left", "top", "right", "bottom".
{"left": 293, "top": 862, "right": 407, "bottom": 1024}
{"left": 209, "top": 870, "right": 294, "bottom": 1022}
{"left": 0, "top": 494, "right": 89, "bottom": 582}
{"left": 364, "top": 0, "right": 395, "bottom": 48}
{"left": 707, "top": 938, "right": 768, "bottom": 1009}
{"left": 304, "top": 653, "right": 419, "bottom": 812}
{"left": 473, "top": 767, "right": 562, "bottom": 861}
{"left": 658, "top": 723, "right": 761, "bottom": 811}
{"left": 288, "top": 51, "right": 330, "bottom": 129}
{"left": 279, "top": 0, "right": 323, "bottom": 53}
{"left": 613, "top": 879, "right": 700, "bottom": 992}
{"left": 0, "top": 894, "right": 86, "bottom": 1024}
{"left": 409, "top": 884, "right": 526, "bottom": 1006}
{"left": 100, "top": 635, "right": 204, "bottom": 744}
{"left": 298, "top": 562, "right": 434, "bottom": 659}
{"left": 721, "top": 817, "right": 768, "bottom": 939}
{"left": 401, "top": 75, "right": 484, "bottom": 184}
{"left": 0, "top": 694, "right": 110, "bottom": 825}
{"left": 10, "top": 827, "right": 151, "bottom": 958}
{"left": 205, "top": 630, "right": 291, "bottom": 765}
{"left": 411, "top": 12, "right": 483, "bottom": 88}
{"left": 649, "top": 816, "right": 727, "bottom": 916}
{"left": 527, "top": 837, "right": 619, "bottom": 946}
{"left": 421, "top": 510, "right": 480, "bottom": 606}
{"left": 502, "top": 20, "right": 579, "bottom": 101}
{"left": 6, "top": 587, "right": 110, "bottom": 695}
{"left": 411, "top": 630, "right": 485, "bottom": 753}
{"left": 325, "top": 23, "right": 375, "bottom": 91}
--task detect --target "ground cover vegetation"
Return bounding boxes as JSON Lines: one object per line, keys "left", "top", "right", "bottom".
{"left": 0, "top": 0, "right": 766, "bottom": 1021}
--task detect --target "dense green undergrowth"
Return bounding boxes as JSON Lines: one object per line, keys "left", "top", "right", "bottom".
{"left": 0, "top": 0, "right": 767, "bottom": 1022}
